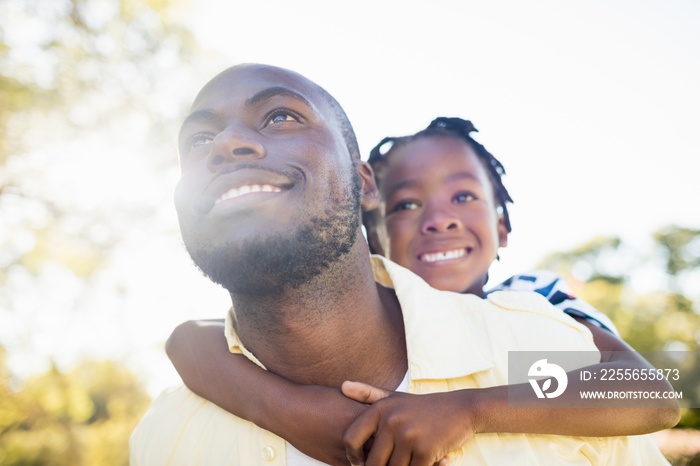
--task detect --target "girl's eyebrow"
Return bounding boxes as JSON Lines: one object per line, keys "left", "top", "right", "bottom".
{"left": 385, "top": 171, "right": 482, "bottom": 199}
{"left": 384, "top": 178, "right": 419, "bottom": 200}
{"left": 446, "top": 171, "right": 482, "bottom": 184}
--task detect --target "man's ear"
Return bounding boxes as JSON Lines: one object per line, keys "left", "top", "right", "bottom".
{"left": 363, "top": 210, "right": 386, "bottom": 256}
{"left": 358, "top": 161, "right": 380, "bottom": 211}
{"left": 497, "top": 214, "right": 509, "bottom": 248}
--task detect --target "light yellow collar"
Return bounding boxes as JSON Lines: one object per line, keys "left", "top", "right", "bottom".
{"left": 225, "top": 255, "right": 494, "bottom": 380}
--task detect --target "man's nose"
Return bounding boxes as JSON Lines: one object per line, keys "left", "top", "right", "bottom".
{"left": 207, "top": 125, "right": 265, "bottom": 170}
{"left": 420, "top": 206, "right": 462, "bottom": 234}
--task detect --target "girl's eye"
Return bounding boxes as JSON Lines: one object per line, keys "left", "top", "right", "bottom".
{"left": 454, "top": 192, "right": 476, "bottom": 204}
{"left": 263, "top": 110, "right": 301, "bottom": 127}
{"left": 391, "top": 200, "right": 419, "bottom": 213}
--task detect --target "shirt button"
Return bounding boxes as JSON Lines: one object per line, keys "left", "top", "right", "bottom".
{"left": 262, "top": 446, "right": 276, "bottom": 461}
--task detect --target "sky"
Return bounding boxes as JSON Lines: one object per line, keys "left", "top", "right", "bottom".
{"left": 5, "top": 0, "right": 700, "bottom": 396}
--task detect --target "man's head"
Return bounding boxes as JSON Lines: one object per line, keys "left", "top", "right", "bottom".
{"left": 174, "top": 64, "right": 376, "bottom": 295}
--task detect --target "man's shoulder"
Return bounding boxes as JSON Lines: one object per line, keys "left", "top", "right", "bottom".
{"left": 133, "top": 384, "right": 207, "bottom": 422}
{"left": 486, "top": 289, "right": 571, "bottom": 320}
{"left": 130, "top": 385, "right": 222, "bottom": 450}
{"left": 130, "top": 385, "right": 282, "bottom": 466}
{"left": 478, "top": 290, "right": 597, "bottom": 350}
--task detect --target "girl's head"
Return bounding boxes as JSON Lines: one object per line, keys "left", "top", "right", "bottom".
{"left": 363, "top": 117, "right": 513, "bottom": 296}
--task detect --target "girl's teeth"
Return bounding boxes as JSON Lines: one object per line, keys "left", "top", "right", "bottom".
{"left": 421, "top": 249, "right": 466, "bottom": 263}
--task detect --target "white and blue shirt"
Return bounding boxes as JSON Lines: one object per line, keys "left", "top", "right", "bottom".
{"left": 488, "top": 270, "right": 619, "bottom": 335}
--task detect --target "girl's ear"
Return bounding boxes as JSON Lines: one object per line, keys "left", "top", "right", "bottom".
{"left": 358, "top": 162, "right": 380, "bottom": 211}
{"left": 497, "top": 214, "right": 509, "bottom": 248}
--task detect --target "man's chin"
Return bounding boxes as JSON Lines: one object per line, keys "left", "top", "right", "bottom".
{"left": 188, "top": 221, "right": 355, "bottom": 296}
{"left": 185, "top": 171, "right": 362, "bottom": 297}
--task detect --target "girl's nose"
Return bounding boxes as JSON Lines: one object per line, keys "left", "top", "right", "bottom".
{"left": 420, "top": 207, "right": 462, "bottom": 234}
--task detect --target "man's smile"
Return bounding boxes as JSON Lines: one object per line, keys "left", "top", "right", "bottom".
{"left": 215, "top": 184, "right": 284, "bottom": 204}
{"left": 197, "top": 167, "right": 296, "bottom": 213}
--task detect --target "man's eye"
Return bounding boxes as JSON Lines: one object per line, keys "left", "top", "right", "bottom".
{"left": 454, "top": 192, "right": 476, "bottom": 204}
{"left": 263, "top": 110, "right": 301, "bottom": 127}
{"left": 188, "top": 134, "right": 214, "bottom": 150}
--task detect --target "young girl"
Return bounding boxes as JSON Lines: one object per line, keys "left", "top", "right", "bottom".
{"left": 361, "top": 117, "right": 616, "bottom": 331}
{"left": 166, "top": 117, "right": 678, "bottom": 465}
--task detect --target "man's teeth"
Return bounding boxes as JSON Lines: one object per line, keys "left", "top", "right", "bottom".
{"left": 216, "top": 184, "right": 282, "bottom": 204}
{"left": 420, "top": 249, "right": 466, "bottom": 263}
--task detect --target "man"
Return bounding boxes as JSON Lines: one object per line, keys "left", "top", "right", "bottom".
{"left": 130, "top": 63, "right": 669, "bottom": 465}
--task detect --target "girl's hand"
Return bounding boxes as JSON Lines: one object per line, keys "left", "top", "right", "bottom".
{"left": 342, "top": 381, "right": 478, "bottom": 466}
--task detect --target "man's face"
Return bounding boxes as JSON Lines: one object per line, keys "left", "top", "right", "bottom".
{"left": 174, "top": 64, "right": 361, "bottom": 295}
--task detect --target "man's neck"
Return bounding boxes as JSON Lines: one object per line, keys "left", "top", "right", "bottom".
{"left": 229, "top": 246, "right": 407, "bottom": 389}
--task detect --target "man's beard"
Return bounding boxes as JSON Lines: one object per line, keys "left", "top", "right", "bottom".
{"left": 185, "top": 171, "right": 362, "bottom": 296}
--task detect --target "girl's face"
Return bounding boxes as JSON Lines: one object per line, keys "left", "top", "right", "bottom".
{"left": 374, "top": 135, "right": 508, "bottom": 296}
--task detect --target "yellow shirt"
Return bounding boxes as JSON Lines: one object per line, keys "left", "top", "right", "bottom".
{"left": 130, "top": 256, "right": 668, "bottom": 465}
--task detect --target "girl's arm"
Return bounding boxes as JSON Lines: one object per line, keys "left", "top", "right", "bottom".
{"left": 475, "top": 318, "right": 681, "bottom": 434}
{"left": 342, "top": 320, "right": 681, "bottom": 466}
{"left": 166, "top": 319, "right": 366, "bottom": 466}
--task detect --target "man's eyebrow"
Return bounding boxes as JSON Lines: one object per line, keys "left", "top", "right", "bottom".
{"left": 244, "top": 86, "right": 312, "bottom": 108}
{"left": 179, "top": 87, "right": 312, "bottom": 138}
{"left": 179, "top": 110, "right": 221, "bottom": 137}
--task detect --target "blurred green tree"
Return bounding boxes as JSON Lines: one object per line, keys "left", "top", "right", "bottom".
{"left": 0, "top": 346, "right": 150, "bottom": 466}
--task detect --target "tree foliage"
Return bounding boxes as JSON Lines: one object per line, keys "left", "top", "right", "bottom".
{"left": 0, "top": 347, "right": 151, "bottom": 466}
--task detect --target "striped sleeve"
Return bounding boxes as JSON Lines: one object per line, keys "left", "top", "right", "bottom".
{"left": 487, "top": 270, "right": 619, "bottom": 335}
